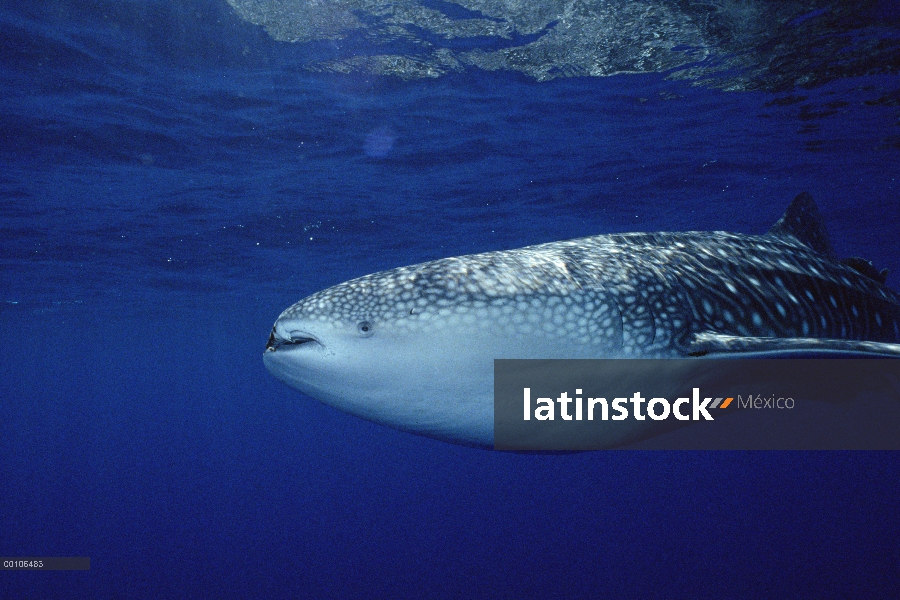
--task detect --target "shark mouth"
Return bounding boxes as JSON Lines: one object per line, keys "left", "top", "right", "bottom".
{"left": 265, "top": 327, "right": 318, "bottom": 352}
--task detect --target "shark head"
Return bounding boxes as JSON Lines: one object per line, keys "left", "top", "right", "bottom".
{"left": 263, "top": 251, "right": 630, "bottom": 447}
{"left": 262, "top": 262, "right": 502, "bottom": 447}
{"left": 262, "top": 265, "right": 473, "bottom": 440}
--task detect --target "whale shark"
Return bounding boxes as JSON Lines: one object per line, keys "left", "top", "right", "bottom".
{"left": 263, "top": 193, "right": 900, "bottom": 447}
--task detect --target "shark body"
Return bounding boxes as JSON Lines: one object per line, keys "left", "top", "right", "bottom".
{"left": 263, "top": 194, "right": 900, "bottom": 447}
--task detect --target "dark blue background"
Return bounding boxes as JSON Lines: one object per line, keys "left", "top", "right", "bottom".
{"left": 2, "top": 1, "right": 899, "bottom": 597}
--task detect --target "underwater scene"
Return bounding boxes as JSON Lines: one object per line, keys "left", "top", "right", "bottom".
{"left": 2, "top": 0, "right": 900, "bottom": 597}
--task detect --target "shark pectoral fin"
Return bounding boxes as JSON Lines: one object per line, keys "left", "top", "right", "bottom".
{"left": 687, "top": 332, "right": 900, "bottom": 358}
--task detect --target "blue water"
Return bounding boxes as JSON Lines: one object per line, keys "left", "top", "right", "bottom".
{"left": 2, "top": 1, "right": 900, "bottom": 597}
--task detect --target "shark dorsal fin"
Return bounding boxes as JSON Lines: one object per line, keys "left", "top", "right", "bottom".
{"left": 766, "top": 192, "right": 835, "bottom": 259}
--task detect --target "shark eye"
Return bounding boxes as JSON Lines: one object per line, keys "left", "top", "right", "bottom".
{"left": 357, "top": 321, "right": 374, "bottom": 337}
